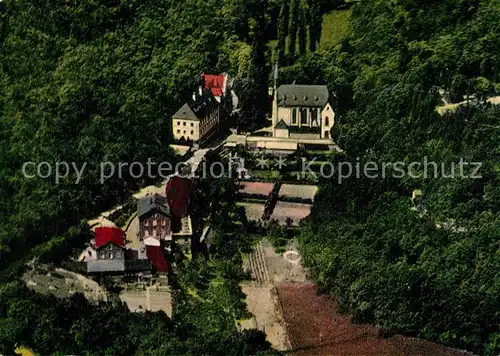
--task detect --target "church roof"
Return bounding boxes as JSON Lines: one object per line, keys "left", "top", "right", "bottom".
{"left": 277, "top": 84, "right": 329, "bottom": 107}
{"left": 274, "top": 119, "right": 289, "bottom": 130}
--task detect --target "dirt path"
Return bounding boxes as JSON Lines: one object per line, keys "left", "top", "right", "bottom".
{"left": 240, "top": 284, "right": 291, "bottom": 351}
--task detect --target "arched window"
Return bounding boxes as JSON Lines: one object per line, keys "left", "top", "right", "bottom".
{"left": 292, "top": 109, "right": 297, "bottom": 125}
{"left": 301, "top": 109, "right": 308, "bottom": 125}
{"left": 311, "top": 109, "right": 318, "bottom": 126}
{"left": 325, "top": 116, "right": 330, "bottom": 127}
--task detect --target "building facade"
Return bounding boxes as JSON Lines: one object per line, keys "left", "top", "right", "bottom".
{"left": 272, "top": 84, "right": 335, "bottom": 140}
{"left": 138, "top": 194, "right": 171, "bottom": 241}
{"left": 172, "top": 73, "right": 229, "bottom": 144}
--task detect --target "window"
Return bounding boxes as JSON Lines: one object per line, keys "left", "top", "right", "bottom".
{"left": 183, "top": 130, "right": 186, "bottom": 134}
{"left": 145, "top": 220, "right": 149, "bottom": 226}
{"left": 153, "top": 219, "right": 157, "bottom": 227}
{"left": 324, "top": 130, "right": 330, "bottom": 139}
{"left": 177, "top": 121, "right": 180, "bottom": 126}
{"left": 291, "top": 109, "right": 297, "bottom": 125}
{"left": 109, "top": 253, "right": 113, "bottom": 259}
{"left": 325, "top": 116, "right": 330, "bottom": 127}
{"left": 301, "top": 109, "right": 308, "bottom": 125}
{"left": 191, "top": 123, "right": 194, "bottom": 127}
{"left": 144, "top": 230, "right": 149, "bottom": 237}
{"left": 177, "top": 129, "right": 180, "bottom": 134}
{"left": 183, "top": 122, "right": 186, "bottom": 126}
{"left": 162, "top": 219, "right": 167, "bottom": 226}
{"left": 311, "top": 109, "right": 318, "bottom": 125}
{"left": 153, "top": 229, "right": 157, "bottom": 237}
{"left": 191, "top": 130, "right": 194, "bottom": 135}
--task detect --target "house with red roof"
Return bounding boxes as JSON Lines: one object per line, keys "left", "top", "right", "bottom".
{"left": 87, "top": 227, "right": 127, "bottom": 273}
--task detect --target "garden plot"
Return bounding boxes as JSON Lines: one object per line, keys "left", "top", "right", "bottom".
{"left": 237, "top": 202, "right": 265, "bottom": 222}
{"left": 238, "top": 181, "right": 275, "bottom": 200}
{"left": 270, "top": 202, "right": 312, "bottom": 226}
{"left": 278, "top": 184, "right": 318, "bottom": 203}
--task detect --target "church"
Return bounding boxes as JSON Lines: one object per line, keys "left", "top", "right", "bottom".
{"left": 271, "top": 84, "right": 335, "bottom": 140}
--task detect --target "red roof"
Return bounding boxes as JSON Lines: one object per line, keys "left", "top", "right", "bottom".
{"left": 146, "top": 245, "right": 169, "bottom": 273}
{"left": 201, "top": 73, "right": 225, "bottom": 97}
{"left": 94, "top": 227, "right": 125, "bottom": 249}
{"left": 166, "top": 176, "right": 192, "bottom": 219}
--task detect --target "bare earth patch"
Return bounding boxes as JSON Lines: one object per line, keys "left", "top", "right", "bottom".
{"left": 238, "top": 181, "right": 275, "bottom": 197}
{"left": 270, "top": 202, "right": 312, "bottom": 226}
{"left": 277, "top": 284, "right": 470, "bottom": 356}
{"left": 119, "top": 287, "right": 172, "bottom": 316}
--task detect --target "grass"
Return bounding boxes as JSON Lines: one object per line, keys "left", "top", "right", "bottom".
{"left": 319, "top": 9, "right": 353, "bottom": 51}
{"left": 251, "top": 170, "right": 281, "bottom": 181}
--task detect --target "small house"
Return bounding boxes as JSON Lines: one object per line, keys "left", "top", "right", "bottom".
{"left": 87, "top": 227, "right": 126, "bottom": 273}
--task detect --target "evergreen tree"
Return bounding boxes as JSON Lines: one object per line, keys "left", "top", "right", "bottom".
{"left": 277, "top": 0, "right": 290, "bottom": 64}
{"left": 288, "top": 0, "right": 299, "bottom": 57}
{"left": 298, "top": 2, "right": 308, "bottom": 55}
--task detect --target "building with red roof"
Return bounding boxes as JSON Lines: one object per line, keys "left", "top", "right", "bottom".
{"left": 201, "top": 73, "right": 227, "bottom": 100}
{"left": 87, "top": 227, "right": 126, "bottom": 273}
{"left": 94, "top": 226, "right": 125, "bottom": 249}
{"left": 165, "top": 175, "right": 192, "bottom": 222}
{"left": 144, "top": 238, "right": 169, "bottom": 273}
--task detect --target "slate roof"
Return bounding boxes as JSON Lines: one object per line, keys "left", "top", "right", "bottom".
{"left": 277, "top": 84, "right": 330, "bottom": 107}
{"left": 172, "top": 88, "right": 217, "bottom": 121}
{"left": 172, "top": 103, "right": 197, "bottom": 120}
{"left": 138, "top": 194, "right": 170, "bottom": 219}
{"left": 275, "top": 119, "right": 289, "bottom": 130}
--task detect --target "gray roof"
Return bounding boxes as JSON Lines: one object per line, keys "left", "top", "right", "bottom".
{"left": 172, "top": 103, "right": 197, "bottom": 120}
{"left": 275, "top": 119, "right": 289, "bottom": 130}
{"left": 87, "top": 259, "right": 125, "bottom": 273}
{"left": 137, "top": 194, "right": 170, "bottom": 219}
{"left": 277, "top": 84, "right": 329, "bottom": 107}
{"left": 172, "top": 88, "right": 217, "bottom": 121}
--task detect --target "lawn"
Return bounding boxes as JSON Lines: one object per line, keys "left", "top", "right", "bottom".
{"left": 319, "top": 9, "right": 352, "bottom": 51}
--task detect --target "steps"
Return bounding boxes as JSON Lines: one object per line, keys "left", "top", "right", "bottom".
{"left": 245, "top": 242, "right": 271, "bottom": 284}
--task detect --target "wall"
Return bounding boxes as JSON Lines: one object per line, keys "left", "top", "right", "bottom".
{"left": 275, "top": 128, "right": 289, "bottom": 138}
{"left": 173, "top": 119, "right": 200, "bottom": 141}
{"left": 321, "top": 104, "right": 335, "bottom": 139}
{"left": 278, "top": 107, "right": 292, "bottom": 126}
